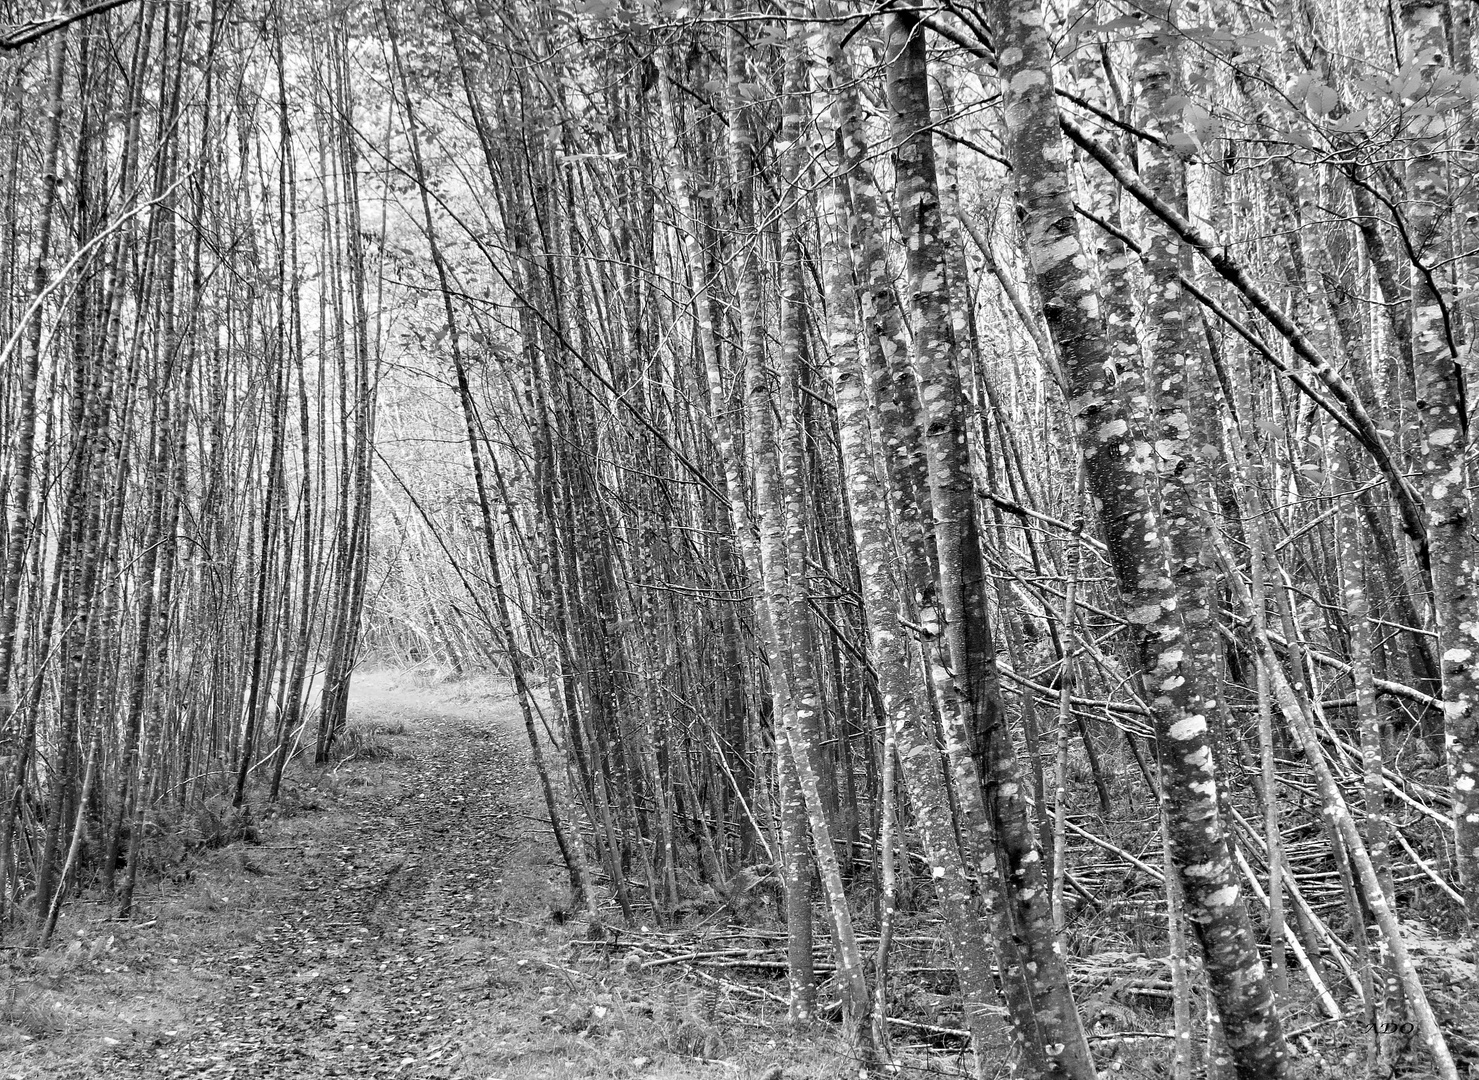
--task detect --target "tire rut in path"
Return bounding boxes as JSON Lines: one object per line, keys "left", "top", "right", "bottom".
{"left": 114, "top": 704, "right": 534, "bottom": 1079}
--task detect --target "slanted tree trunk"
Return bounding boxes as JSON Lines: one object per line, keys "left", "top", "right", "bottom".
{"left": 811, "top": 16, "right": 1002, "bottom": 1069}
{"left": 884, "top": 15, "right": 1093, "bottom": 1080}
{"left": 983, "top": 0, "right": 1291, "bottom": 1074}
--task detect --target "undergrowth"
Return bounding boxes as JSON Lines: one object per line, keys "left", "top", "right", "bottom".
{"left": 9, "top": 671, "right": 1467, "bottom": 1080}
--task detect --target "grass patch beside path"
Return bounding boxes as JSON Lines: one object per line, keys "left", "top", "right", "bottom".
{"left": 0, "top": 808, "right": 330, "bottom": 1076}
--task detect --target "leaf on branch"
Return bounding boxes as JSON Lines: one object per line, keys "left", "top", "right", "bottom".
{"left": 1234, "top": 30, "right": 1279, "bottom": 51}
{"left": 1306, "top": 83, "right": 1339, "bottom": 116}
{"left": 1091, "top": 15, "right": 1144, "bottom": 34}
{"left": 1326, "top": 109, "right": 1371, "bottom": 133}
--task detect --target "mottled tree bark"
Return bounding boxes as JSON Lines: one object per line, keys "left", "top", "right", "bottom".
{"left": 1225, "top": 562, "right": 1459, "bottom": 1079}
{"left": 812, "top": 12, "right": 1000, "bottom": 1072}
{"left": 656, "top": 21, "right": 818, "bottom": 1024}
{"left": 771, "top": 12, "right": 875, "bottom": 1055}
{"left": 0, "top": 33, "right": 67, "bottom": 914}
{"left": 886, "top": 16, "right": 1093, "bottom": 1080}
{"left": 983, "top": 0, "right": 1291, "bottom": 1075}
{"left": 1400, "top": 0, "right": 1479, "bottom": 949}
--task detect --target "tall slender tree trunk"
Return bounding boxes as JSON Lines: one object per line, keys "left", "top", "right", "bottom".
{"left": 884, "top": 16, "right": 1093, "bottom": 1080}
{"left": 812, "top": 15, "right": 1001, "bottom": 1069}
{"left": 1400, "top": 0, "right": 1479, "bottom": 949}
{"left": 983, "top": 1, "right": 1291, "bottom": 1074}
{"left": 0, "top": 33, "right": 67, "bottom": 916}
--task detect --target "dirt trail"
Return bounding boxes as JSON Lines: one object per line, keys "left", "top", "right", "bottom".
{"left": 9, "top": 674, "right": 561, "bottom": 1080}
{"left": 171, "top": 690, "right": 518, "bottom": 1076}
{"left": 4, "top": 673, "right": 847, "bottom": 1080}
{"left": 119, "top": 675, "right": 550, "bottom": 1079}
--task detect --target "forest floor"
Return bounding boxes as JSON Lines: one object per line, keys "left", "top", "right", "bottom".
{"left": 0, "top": 671, "right": 867, "bottom": 1080}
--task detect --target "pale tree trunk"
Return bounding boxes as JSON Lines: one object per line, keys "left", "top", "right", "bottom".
{"left": 884, "top": 15, "right": 1093, "bottom": 1080}
{"left": 1133, "top": 20, "right": 1274, "bottom": 1078}
{"left": 656, "top": 21, "right": 817, "bottom": 1024}
{"left": 809, "top": 11, "right": 999, "bottom": 1071}
{"left": 270, "top": 3, "right": 319, "bottom": 806}
{"left": 1161, "top": 800, "right": 1194, "bottom": 1080}
{"left": 1225, "top": 353, "right": 1289, "bottom": 1017}
{"left": 110, "top": 0, "right": 189, "bottom": 892}
{"left": 315, "top": 30, "right": 377, "bottom": 762}
{"left": 0, "top": 33, "right": 66, "bottom": 913}
{"left": 122, "top": 3, "right": 217, "bottom": 908}
{"left": 725, "top": 11, "right": 818, "bottom": 1021}
{"left": 1400, "top": 0, "right": 1479, "bottom": 952}
{"left": 982, "top": 0, "right": 1291, "bottom": 1074}
{"left": 1050, "top": 495, "right": 1083, "bottom": 941}
{"left": 771, "top": 11, "right": 875, "bottom": 1058}
{"left": 1334, "top": 446, "right": 1404, "bottom": 1066}
{"left": 1222, "top": 560, "right": 1459, "bottom": 1080}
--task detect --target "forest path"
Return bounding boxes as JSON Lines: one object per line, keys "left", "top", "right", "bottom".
{"left": 8, "top": 671, "right": 575, "bottom": 1080}
{"left": 107, "top": 671, "right": 556, "bottom": 1079}
{"left": 7, "top": 672, "right": 843, "bottom": 1080}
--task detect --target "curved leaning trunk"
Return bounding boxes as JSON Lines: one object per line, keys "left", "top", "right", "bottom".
{"left": 883, "top": 15, "right": 1095, "bottom": 1080}
{"left": 982, "top": 0, "right": 1291, "bottom": 1075}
